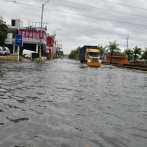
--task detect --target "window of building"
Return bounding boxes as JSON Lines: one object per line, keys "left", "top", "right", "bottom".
{"left": 12, "top": 20, "right": 15, "bottom": 26}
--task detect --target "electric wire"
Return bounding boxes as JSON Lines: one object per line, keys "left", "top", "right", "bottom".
{"left": 56, "top": 0, "right": 147, "bottom": 19}
{"left": 17, "top": 3, "right": 40, "bottom": 17}
{"left": 45, "top": 8, "right": 147, "bottom": 28}
{"left": 57, "top": 0, "right": 147, "bottom": 11}
{"left": 5, "top": 0, "right": 147, "bottom": 19}
{"left": 3, "top": 0, "right": 147, "bottom": 28}
{"left": 98, "top": 0, "right": 147, "bottom": 11}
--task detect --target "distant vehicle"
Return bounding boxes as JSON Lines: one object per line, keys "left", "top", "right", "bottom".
{"left": 0, "top": 47, "right": 10, "bottom": 56}
{"left": 22, "top": 49, "right": 36, "bottom": 59}
{"left": 79, "top": 45, "right": 101, "bottom": 67}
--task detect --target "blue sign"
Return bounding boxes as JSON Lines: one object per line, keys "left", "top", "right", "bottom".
{"left": 15, "top": 35, "right": 23, "bottom": 46}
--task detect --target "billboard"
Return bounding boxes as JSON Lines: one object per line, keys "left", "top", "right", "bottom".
{"left": 5, "top": 33, "right": 13, "bottom": 44}
{"left": 18, "top": 29, "right": 47, "bottom": 41}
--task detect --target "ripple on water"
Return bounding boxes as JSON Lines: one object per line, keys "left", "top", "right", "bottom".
{"left": 0, "top": 59, "right": 147, "bottom": 147}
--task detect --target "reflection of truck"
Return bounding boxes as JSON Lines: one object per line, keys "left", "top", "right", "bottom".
{"left": 79, "top": 45, "right": 101, "bottom": 67}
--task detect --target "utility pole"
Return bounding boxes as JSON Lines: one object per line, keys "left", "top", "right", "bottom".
{"left": 126, "top": 34, "right": 129, "bottom": 50}
{"left": 39, "top": 0, "right": 49, "bottom": 64}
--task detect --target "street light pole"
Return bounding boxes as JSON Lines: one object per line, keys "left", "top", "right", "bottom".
{"left": 39, "top": 0, "right": 49, "bottom": 64}
{"left": 53, "top": 29, "right": 61, "bottom": 36}
{"left": 56, "top": 40, "right": 62, "bottom": 59}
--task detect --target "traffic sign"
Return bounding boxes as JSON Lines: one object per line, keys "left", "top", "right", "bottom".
{"left": 15, "top": 35, "right": 23, "bottom": 46}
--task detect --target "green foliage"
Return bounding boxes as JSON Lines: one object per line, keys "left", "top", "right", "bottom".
{"left": 141, "top": 48, "right": 147, "bottom": 63}
{"left": 106, "top": 40, "right": 120, "bottom": 55}
{"left": 133, "top": 46, "right": 142, "bottom": 63}
{"left": 106, "top": 40, "right": 120, "bottom": 64}
{"left": 97, "top": 44, "right": 106, "bottom": 56}
{"left": 113, "top": 52, "right": 125, "bottom": 56}
{"left": 124, "top": 49, "right": 133, "bottom": 61}
{"left": 69, "top": 46, "right": 81, "bottom": 59}
{"left": 0, "top": 24, "right": 8, "bottom": 46}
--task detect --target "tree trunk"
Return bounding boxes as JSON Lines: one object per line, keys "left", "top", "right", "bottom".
{"left": 134, "top": 54, "right": 136, "bottom": 64}
{"left": 110, "top": 52, "right": 113, "bottom": 64}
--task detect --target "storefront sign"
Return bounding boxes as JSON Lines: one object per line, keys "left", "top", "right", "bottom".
{"left": 18, "top": 29, "right": 47, "bottom": 41}
{"left": 5, "top": 33, "right": 13, "bottom": 44}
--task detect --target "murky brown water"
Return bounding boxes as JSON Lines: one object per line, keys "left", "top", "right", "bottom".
{"left": 0, "top": 59, "right": 147, "bottom": 147}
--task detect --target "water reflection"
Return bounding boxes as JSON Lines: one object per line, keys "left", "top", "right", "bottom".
{"left": 0, "top": 59, "right": 147, "bottom": 147}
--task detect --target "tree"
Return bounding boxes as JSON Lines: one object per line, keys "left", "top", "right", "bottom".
{"left": 141, "top": 48, "right": 147, "bottom": 64}
{"left": 106, "top": 40, "right": 120, "bottom": 64}
{"left": 69, "top": 46, "right": 81, "bottom": 59}
{"left": 133, "top": 46, "right": 142, "bottom": 63}
{"left": 0, "top": 24, "right": 9, "bottom": 46}
{"left": 97, "top": 44, "right": 106, "bottom": 56}
{"left": 124, "top": 49, "right": 133, "bottom": 61}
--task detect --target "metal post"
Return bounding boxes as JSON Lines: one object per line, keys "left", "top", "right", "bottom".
{"left": 39, "top": 4, "right": 44, "bottom": 64}
{"left": 18, "top": 46, "right": 19, "bottom": 62}
{"left": 39, "top": 0, "right": 49, "bottom": 64}
{"left": 7, "top": 50, "right": 8, "bottom": 60}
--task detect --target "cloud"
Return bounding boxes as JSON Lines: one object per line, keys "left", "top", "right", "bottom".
{"left": 1, "top": 0, "right": 147, "bottom": 54}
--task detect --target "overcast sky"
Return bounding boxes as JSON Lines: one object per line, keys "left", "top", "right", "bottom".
{"left": 1, "top": 0, "right": 147, "bottom": 54}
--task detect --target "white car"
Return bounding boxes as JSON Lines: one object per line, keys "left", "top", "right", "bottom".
{"left": 0, "top": 46, "right": 3, "bottom": 55}
{"left": 1, "top": 47, "right": 10, "bottom": 56}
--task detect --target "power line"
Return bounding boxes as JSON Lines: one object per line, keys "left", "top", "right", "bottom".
{"left": 4, "top": 0, "right": 147, "bottom": 28}
{"left": 57, "top": 0, "right": 147, "bottom": 15}
{"left": 56, "top": 0, "right": 147, "bottom": 19}
{"left": 6, "top": 0, "right": 147, "bottom": 19}
{"left": 98, "top": 0, "right": 147, "bottom": 11}
{"left": 45, "top": 8, "right": 147, "bottom": 28}
{"left": 17, "top": 3, "right": 40, "bottom": 17}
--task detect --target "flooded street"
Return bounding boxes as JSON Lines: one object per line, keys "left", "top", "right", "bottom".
{"left": 0, "top": 59, "right": 147, "bottom": 147}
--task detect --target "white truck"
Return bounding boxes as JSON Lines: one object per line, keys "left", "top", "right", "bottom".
{"left": 22, "top": 49, "right": 36, "bottom": 59}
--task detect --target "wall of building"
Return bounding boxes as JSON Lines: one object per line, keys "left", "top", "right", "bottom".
{"left": 0, "top": 16, "right": 3, "bottom": 24}
{"left": 11, "top": 19, "right": 23, "bottom": 27}
{"left": 47, "top": 36, "right": 56, "bottom": 59}
{"left": 106, "top": 55, "right": 128, "bottom": 63}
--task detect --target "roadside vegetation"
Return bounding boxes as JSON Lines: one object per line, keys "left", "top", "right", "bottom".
{"left": 69, "top": 46, "right": 81, "bottom": 59}
{"left": 0, "top": 24, "right": 9, "bottom": 46}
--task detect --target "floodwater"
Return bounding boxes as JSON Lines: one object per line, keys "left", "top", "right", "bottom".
{"left": 0, "top": 59, "right": 147, "bottom": 147}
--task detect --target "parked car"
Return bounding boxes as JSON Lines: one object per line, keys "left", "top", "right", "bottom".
{"left": 0, "top": 46, "right": 3, "bottom": 55}
{"left": 1, "top": 47, "right": 10, "bottom": 56}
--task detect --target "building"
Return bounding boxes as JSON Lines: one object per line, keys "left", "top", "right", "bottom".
{"left": 0, "top": 15, "right": 3, "bottom": 24}
{"left": 7, "top": 19, "right": 47, "bottom": 56}
{"left": 46, "top": 35, "right": 56, "bottom": 59}
{"left": 106, "top": 55, "right": 128, "bottom": 64}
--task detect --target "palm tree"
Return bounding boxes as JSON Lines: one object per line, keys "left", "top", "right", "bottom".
{"left": 106, "top": 40, "right": 120, "bottom": 64}
{"left": 133, "top": 46, "right": 142, "bottom": 63}
{"left": 124, "top": 49, "right": 133, "bottom": 61}
{"left": 98, "top": 44, "right": 106, "bottom": 56}
{"left": 141, "top": 48, "right": 147, "bottom": 65}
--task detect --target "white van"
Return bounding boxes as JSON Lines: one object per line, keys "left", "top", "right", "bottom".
{"left": 22, "top": 49, "right": 35, "bottom": 59}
